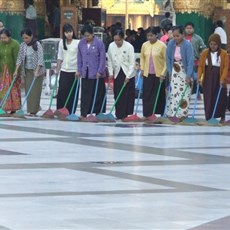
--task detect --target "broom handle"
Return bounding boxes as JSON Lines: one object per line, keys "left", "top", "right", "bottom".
{"left": 211, "top": 85, "right": 222, "bottom": 119}
{"left": 110, "top": 82, "right": 126, "bottom": 113}
{"left": 99, "top": 79, "right": 110, "bottom": 114}
{"left": 0, "top": 77, "right": 17, "bottom": 108}
{"left": 90, "top": 78, "right": 99, "bottom": 114}
{"left": 191, "top": 83, "right": 200, "bottom": 119}
{"left": 163, "top": 84, "right": 171, "bottom": 117}
{"left": 174, "top": 84, "right": 188, "bottom": 116}
{"left": 134, "top": 80, "right": 143, "bottom": 115}
{"left": 70, "top": 78, "right": 80, "bottom": 115}
{"left": 64, "top": 78, "right": 77, "bottom": 107}
{"left": 152, "top": 80, "right": 162, "bottom": 114}
{"left": 48, "top": 75, "right": 58, "bottom": 109}
{"left": 21, "top": 77, "right": 37, "bottom": 110}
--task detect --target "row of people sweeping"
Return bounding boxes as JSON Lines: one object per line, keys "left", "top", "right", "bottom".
{"left": 54, "top": 23, "right": 228, "bottom": 122}
{"left": 0, "top": 23, "right": 228, "bottom": 122}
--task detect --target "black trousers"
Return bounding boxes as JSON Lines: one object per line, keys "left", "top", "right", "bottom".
{"left": 114, "top": 69, "right": 135, "bottom": 119}
{"left": 142, "top": 74, "right": 165, "bottom": 117}
{"left": 81, "top": 76, "right": 106, "bottom": 117}
{"left": 57, "top": 71, "right": 79, "bottom": 114}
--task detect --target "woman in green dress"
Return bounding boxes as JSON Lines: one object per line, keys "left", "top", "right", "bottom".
{"left": 0, "top": 29, "right": 21, "bottom": 114}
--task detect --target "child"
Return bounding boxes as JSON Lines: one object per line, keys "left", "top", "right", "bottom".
{"left": 135, "top": 58, "right": 143, "bottom": 98}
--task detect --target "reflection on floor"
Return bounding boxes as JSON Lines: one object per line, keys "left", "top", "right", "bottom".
{"left": 0, "top": 89, "right": 230, "bottom": 230}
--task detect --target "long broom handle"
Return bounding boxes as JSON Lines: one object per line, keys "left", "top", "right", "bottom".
{"left": 21, "top": 77, "right": 37, "bottom": 110}
{"left": 99, "top": 79, "right": 110, "bottom": 114}
{"left": 191, "top": 83, "right": 200, "bottom": 119}
{"left": 163, "top": 84, "right": 171, "bottom": 117}
{"left": 0, "top": 77, "right": 17, "bottom": 108}
{"left": 211, "top": 85, "right": 222, "bottom": 119}
{"left": 134, "top": 80, "right": 143, "bottom": 115}
{"left": 90, "top": 78, "right": 99, "bottom": 114}
{"left": 48, "top": 75, "right": 58, "bottom": 109}
{"left": 64, "top": 78, "right": 77, "bottom": 108}
{"left": 174, "top": 84, "right": 188, "bottom": 116}
{"left": 110, "top": 82, "right": 126, "bottom": 113}
{"left": 70, "top": 78, "right": 80, "bottom": 115}
{"left": 152, "top": 80, "right": 162, "bottom": 114}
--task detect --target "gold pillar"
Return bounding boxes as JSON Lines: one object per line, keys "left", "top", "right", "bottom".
{"left": 34, "top": 0, "right": 46, "bottom": 17}
{"left": 125, "top": 0, "right": 129, "bottom": 29}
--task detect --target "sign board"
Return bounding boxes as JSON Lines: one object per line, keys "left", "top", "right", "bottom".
{"left": 61, "top": 6, "right": 78, "bottom": 38}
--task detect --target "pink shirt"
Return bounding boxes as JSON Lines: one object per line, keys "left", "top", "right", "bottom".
{"left": 160, "top": 34, "right": 169, "bottom": 44}
{"left": 149, "top": 50, "right": 155, "bottom": 74}
{"left": 174, "top": 46, "right": 181, "bottom": 61}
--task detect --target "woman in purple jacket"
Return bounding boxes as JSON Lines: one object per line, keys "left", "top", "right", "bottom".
{"left": 77, "top": 24, "right": 106, "bottom": 120}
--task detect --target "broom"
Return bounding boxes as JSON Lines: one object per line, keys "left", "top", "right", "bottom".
{"left": 104, "top": 82, "right": 126, "bottom": 122}
{"left": 123, "top": 82, "right": 142, "bottom": 122}
{"left": 207, "top": 85, "right": 222, "bottom": 125}
{"left": 66, "top": 78, "right": 80, "bottom": 121}
{"left": 182, "top": 83, "right": 200, "bottom": 125}
{"left": 84, "top": 78, "right": 99, "bottom": 122}
{"left": 145, "top": 80, "right": 162, "bottom": 122}
{"left": 168, "top": 84, "right": 188, "bottom": 123}
{"left": 54, "top": 78, "right": 77, "bottom": 117}
{"left": 96, "top": 80, "right": 110, "bottom": 122}
{"left": 42, "top": 74, "right": 58, "bottom": 119}
{"left": 198, "top": 86, "right": 222, "bottom": 126}
{"left": 0, "top": 76, "right": 18, "bottom": 116}
{"left": 14, "top": 77, "right": 37, "bottom": 117}
{"left": 154, "top": 84, "right": 172, "bottom": 124}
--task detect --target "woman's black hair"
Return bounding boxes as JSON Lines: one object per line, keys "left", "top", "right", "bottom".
{"left": 21, "top": 28, "right": 33, "bottom": 37}
{"left": 62, "top": 23, "right": 76, "bottom": 50}
{"left": 0, "top": 28, "right": 11, "bottom": 37}
{"left": 21, "top": 28, "right": 38, "bottom": 51}
{"left": 112, "top": 29, "right": 125, "bottom": 39}
{"left": 172, "top": 25, "right": 184, "bottom": 34}
{"left": 146, "top": 26, "right": 158, "bottom": 35}
{"left": 81, "top": 24, "right": 94, "bottom": 35}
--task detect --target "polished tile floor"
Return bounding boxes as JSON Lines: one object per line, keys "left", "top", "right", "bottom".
{"left": 0, "top": 87, "right": 230, "bottom": 230}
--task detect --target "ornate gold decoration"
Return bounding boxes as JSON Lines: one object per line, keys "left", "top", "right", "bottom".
{"left": 173, "top": 0, "right": 201, "bottom": 13}
{"left": 200, "top": 2, "right": 215, "bottom": 17}
{"left": 173, "top": 0, "right": 219, "bottom": 18}
{"left": 0, "top": 0, "right": 24, "bottom": 12}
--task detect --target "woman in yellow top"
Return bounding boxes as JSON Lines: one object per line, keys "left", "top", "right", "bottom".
{"left": 140, "top": 26, "right": 167, "bottom": 119}
{"left": 197, "top": 33, "right": 228, "bottom": 122}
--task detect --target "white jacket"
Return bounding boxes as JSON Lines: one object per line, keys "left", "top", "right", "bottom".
{"left": 107, "top": 41, "right": 136, "bottom": 79}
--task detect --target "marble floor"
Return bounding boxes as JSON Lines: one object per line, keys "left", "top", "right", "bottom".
{"left": 0, "top": 86, "right": 230, "bottom": 230}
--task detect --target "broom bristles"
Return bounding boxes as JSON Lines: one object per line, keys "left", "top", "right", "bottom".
{"left": 85, "top": 114, "right": 98, "bottom": 122}
{"left": 54, "top": 107, "right": 69, "bottom": 116}
{"left": 123, "top": 115, "right": 142, "bottom": 122}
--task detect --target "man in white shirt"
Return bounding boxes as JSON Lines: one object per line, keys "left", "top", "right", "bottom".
{"left": 25, "top": 0, "right": 37, "bottom": 37}
{"left": 214, "top": 20, "right": 227, "bottom": 49}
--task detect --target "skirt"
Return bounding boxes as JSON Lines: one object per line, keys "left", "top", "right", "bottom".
{"left": 142, "top": 74, "right": 165, "bottom": 117}
{"left": 57, "top": 71, "right": 79, "bottom": 114}
{"left": 24, "top": 69, "right": 43, "bottom": 114}
{"left": 203, "top": 66, "right": 227, "bottom": 120}
{"left": 0, "top": 65, "right": 21, "bottom": 112}
{"left": 114, "top": 69, "right": 135, "bottom": 119}
{"left": 81, "top": 75, "right": 106, "bottom": 117}
{"left": 166, "top": 62, "right": 192, "bottom": 118}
